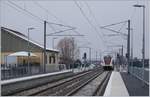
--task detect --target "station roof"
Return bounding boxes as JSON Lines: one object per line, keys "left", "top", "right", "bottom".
{"left": 1, "top": 27, "right": 59, "bottom": 53}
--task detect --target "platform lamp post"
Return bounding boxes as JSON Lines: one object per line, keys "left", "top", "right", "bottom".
{"left": 133, "top": 4, "right": 145, "bottom": 85}
{"left": 52, "top": 37, "right": 58, "bottom": 49}
{"left": 129, "top": 28, "right": 133, "bottom": 74}
{"left": 27, "top": 27, "right": 35, "bottom": 74}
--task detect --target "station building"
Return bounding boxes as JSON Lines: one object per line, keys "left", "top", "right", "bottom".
{"left": 1, "top": 27, "right": 60, "bottom": 72}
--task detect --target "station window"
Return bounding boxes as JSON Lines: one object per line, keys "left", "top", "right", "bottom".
{"left": 53, "top": 56, "right": 55, "bottom": 64}
{"left": 49, "top": 56, "right": 51, "bottom": 64}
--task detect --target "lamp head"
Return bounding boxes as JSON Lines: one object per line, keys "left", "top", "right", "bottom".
{"left": 133, "top": 4, "right": 145, "bottom": 8}
{"left": 28, "top": 27, "right": 35, "bottom": 30}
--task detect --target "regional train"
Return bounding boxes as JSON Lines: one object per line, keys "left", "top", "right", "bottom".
{"left": 101, "top": 55, "right": 114, "bottom": 70}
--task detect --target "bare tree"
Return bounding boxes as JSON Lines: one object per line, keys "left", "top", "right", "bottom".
{"left": 57, "top": 37, "right": 79, "bottom": 67}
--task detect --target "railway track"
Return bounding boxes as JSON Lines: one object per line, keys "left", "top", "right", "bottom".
{"left": 11, "top": 67, "right": 111, "bottom": 96}
{"left": 93, "top": 71, "right": 111, "bottom": 96}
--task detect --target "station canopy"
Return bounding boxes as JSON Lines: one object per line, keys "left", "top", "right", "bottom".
{"left": 8, "top": 51, "right": 37, "bottom": 57}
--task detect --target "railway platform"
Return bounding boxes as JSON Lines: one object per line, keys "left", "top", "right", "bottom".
{"left": 104, "top": 71, "right": 129, "bottom": 96}
{"left": 121, "top": 72, "right": 149, "bottom": 96}
{"left": 1, "top": 69, "right": 72, "bottom": 85}
{"left": 104, "top": 70, "right": 149, "bottom": 96}
{"left": 1, "top": 70, "right": 73, "bottom": 96}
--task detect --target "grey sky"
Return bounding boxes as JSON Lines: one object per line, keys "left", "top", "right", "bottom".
{"left": 1, "top": 0, "right": 149, "bottom": 59}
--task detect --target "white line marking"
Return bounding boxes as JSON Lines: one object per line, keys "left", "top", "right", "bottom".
{"left": 1, "top": 70, "right": 72, "bottom": 85}
{"left": 104, "top": 71, "right": 113, "bottom": 96}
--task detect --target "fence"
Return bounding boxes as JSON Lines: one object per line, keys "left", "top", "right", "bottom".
{"left": 1, "top": 64, "right": 42, "bottom": 80}
{"left": 1, "top": 63, "right": 69, "bottom": 80}
{"left": 129, "top": 65, "right": 149, "bottom": 85}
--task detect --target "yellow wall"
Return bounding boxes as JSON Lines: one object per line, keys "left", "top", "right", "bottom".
{"left": 1, "top": 52, "right": 59, "bottom": 66}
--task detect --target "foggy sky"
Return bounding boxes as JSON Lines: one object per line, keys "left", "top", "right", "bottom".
{"left": 1, "top": 0, "right": 149, "bottom": 59}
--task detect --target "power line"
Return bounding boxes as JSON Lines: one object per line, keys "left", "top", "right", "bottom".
{"left": 33, "top": 1, "right": 83, "bottom": 36}
{"left": 7, "top": 0, "right": 44, "bottom": 23}
{"left": 47, "top": 23, "right": 57, "bottom": 32}
{"left": 74, "top": 0, "right": 106, "bottom": 48}
{"left": 7, "top": 0, "right": 58, "bottom": 33}
{"left": 84, "top": 1, "right": 105, "bottom": 36}
{"left": 118, "top": 21, "right": 127, "bottom": 32}
{"left": 32, "top": 1, "right": 88, "bottom": 41}
{"left": 32, "top": 1, "right": 64, "bottom": 24}
{"left": 7, "top": 0, "right": 75, "bottom": 29}
{"left": 101, "top": 20, "right": 128, "bottom": 28}
{"left": 6, "top": 0, "right": 82, "bottom": 44}
{"left": 100, "top": 20, "right": 129, "bottom": 48}
{"left": 46, "top": 22, "right": 75, "bottom": 29}
{"left": 46, "top": 28, "right": 76, "bottom": 36}
{"left": 100, "top": 20, "right": 128, "bottom": 42}
{"left": 84, "top": 1, "right": 108, "bottom": 49}
{"left": 5, "top": 0, "right": 91, "bottom": 47}
{"left": 32, "top": 1, "right": 57, "bottom": 32}
{"left": 73, "top": 30, "right": 92, "bottom": 47}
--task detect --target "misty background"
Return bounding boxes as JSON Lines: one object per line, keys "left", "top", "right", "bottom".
{"left": 0, "top": 0, "right": 149, "bottom": 60}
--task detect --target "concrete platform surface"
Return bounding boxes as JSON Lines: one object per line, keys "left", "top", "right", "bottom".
{"left": 104, "top": 71, "right": 129, "bottom": 96}
{"left": 121, "top": 72, "right": 149, "bottom": 96}
{"left": 1, "top": 70, "right": 72, "bottom": 85}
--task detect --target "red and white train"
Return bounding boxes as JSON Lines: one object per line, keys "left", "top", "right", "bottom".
{"left": 102, "top": 55, "right": 114, "bottom": 70}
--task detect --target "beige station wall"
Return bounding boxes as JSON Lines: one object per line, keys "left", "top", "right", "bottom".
{"left": 1, "top": 52, "right": 43, "bottom": 66}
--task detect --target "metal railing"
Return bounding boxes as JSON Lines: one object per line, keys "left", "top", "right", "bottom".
{"left": 1, "top": 63, "right": 70, "bottom": 80}
{"left": 1, "top": 64, "right": 42, "bottom": 80}
{"left": 129, "top": 65, "right": 149, "bottom": 85}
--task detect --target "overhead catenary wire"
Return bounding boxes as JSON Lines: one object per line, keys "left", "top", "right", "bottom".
{"left": 7, "top": 0, "right": 44, "bottom": 23}
{"left": 46, "top": 28, "right": 76, "bottom": 36}
{"left": 118, "top": 21, "right": 127, "bottom": 32}
{"left": 100, "top": 20, "right": 129, "bottom": 49}
{"left": 74, "top": 0, "right": 106, "bottom": 48}
{"left": 6, "top": 0, "right": 82, "bottom": 43}
{"left": 6, "top": 0, "right": 101, "bottom": 50}
{"left": 101, "top": 27, "right": 127, "bottom": 36}
{"left": 33, "top": 0, "right": 84, "bottom": 37}
{"left": 84, "top": 1, "right": 111, "bottom": 49}
{"left": 84, "top": 1, "right": 105, "bottom": 36}
{"left": 33, "top": 1, "right": 83, "bottom": 38}
{"left": 7, "top": 0, "right": 75, "bottom": 30}
{"left": 100, "top": 20, "right": 129, "bottom": 41}
{"left": 73, "top": 30, "right": 92, "bottom": 47}
{"left": 6, "top": 0, "right": 84, "bottom": 52}
{"left": 3, "top": 1, "right": 42, "bottom": 29}
{"left": 101, "top": 20, "right": 128, "bottom": 28}
{"left": 7, "top": 0, "right": 57, "bottom": 34}
{"left": 32, "top": 1, "right": 57, "bottom": 32}
{"left": 47, "top": 23, "right": 57, "bottom": 32}
{"left": 32, "top": 1, "right": 64, "bottom": 24}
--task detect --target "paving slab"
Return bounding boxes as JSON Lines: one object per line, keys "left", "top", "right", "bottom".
{"left": 104, "top": 71, "right": 129, "bottom": 96}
